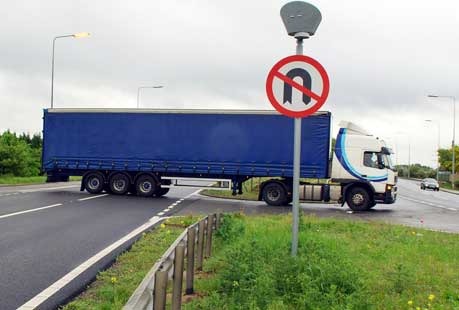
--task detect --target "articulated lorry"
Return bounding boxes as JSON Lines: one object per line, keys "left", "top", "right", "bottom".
{"left": 42, "top": 109, "right": 397, "bottom": 211}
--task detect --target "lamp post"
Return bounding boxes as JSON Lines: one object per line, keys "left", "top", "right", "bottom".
{"left": 394, "top": 132, "right": 411, "bottom": 178}
{"left": 428, "top": 95, "right": 456, "bottom": 188}
{"left": 137, "top": 86, "right": 164, "bottom": 108}
{"left": 51, "top": 32, "right": 90, "bottom": 108}
{"left": 425, "top": 119, "right": 441, "bottom": 181}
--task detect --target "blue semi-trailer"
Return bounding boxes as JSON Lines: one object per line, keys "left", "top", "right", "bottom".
{"left": 42, "top": 109, "right": 397, "bottom": 210}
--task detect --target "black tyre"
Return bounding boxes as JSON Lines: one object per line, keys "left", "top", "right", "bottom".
{"left": 368, "top": 201, "right": 377, "bottom": 209}
{"left": 135, "top": 175, "right": 158, "bottom": 197}
{"left": 154, "top": 187, "right": 170, "bottom": 197}
{"left": 84, "top": 172, "right": 105, "bottom": 194}
{"left": 109, "top": 173, "right": 130, "bottom": 195}
{"left": 346, "top": 186, "right": 371, "bottom": 211}
{"left": 262, "top": 182, "right": 288, "bottom": 206}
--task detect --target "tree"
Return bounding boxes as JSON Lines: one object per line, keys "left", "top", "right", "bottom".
{"left": 438, "top": 146, "right": 459, "bottom": 172}
{"left": 0, "top": 131, "right": 41, "bottom": 176}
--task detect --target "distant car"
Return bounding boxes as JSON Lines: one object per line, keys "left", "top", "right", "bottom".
{"left": 420, "top": 178, "right": 440, "bottom": 191}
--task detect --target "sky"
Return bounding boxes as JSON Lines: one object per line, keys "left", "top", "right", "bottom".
{"left": 1, "top": 0, "right": 458, "bottom": 168}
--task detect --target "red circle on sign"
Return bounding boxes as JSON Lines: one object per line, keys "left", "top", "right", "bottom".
{"left": 266, "top": 54, "right": 330, "bottom": 118}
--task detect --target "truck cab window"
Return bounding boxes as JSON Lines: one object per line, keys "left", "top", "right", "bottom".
{"left": 363, "top": 152, "right": 383, "bottom": 169}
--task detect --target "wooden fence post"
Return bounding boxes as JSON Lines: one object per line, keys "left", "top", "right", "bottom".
{"left": 171, "top": 244, "right": 185, "bottom": 310}
{"left": 186, "top": 228, "right": 196, "bottom": 294}
{"left": 153, "top": 268, "right": 168, "bottom": 310}
{"left": 205, "top": 214, "right": 214, "bottom": 258}
{"left": 216, "top": 213, "right": 221, "bottom": 230}
{"left": 196, "top": 219, "right": 205, "bottom": 270}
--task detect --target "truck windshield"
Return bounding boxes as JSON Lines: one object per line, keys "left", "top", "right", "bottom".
{"left": 382, "top": 154, "right": 395, "bottom": 170}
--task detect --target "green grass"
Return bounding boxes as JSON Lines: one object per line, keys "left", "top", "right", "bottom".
{"left": 63, "top": 216, "right": 199, "bottom": 310}
{"left": 184, "top": 214, "right": 459, "bottom": 309}
{"left": 0, "top": 175, "right": 81, "bottom": 185}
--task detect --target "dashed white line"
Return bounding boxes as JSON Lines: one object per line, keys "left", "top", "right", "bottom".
{"left": 77, "top": 194, "right": 109, "bottom": 202}
{"left": 0, "top": 203, "right": 63, "bottom": 220}
{"left": 18, "top": 216, "right": 163, "bottom": 310}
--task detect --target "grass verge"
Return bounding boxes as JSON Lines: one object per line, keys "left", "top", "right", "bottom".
{"left": 0, "top": 175, "right": 81, "bottom": 185}
{"left": 184, "top": 214, "right": 459, "bottom": 309}
{"left": 63, "top": 216, "right": 198, "bottom": 310}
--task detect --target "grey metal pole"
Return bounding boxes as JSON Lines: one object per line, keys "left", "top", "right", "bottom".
{"left": 137, "top": 87, "right": 141, "bottom": 109}
{"left": 437, "top": 122, "right": 440, "bottom": 181}
{"left": 291, "top": 37, "right": 303, "bottom": 256}
{"left": 408, "top": 141, "right": 411, "bottom": 179}
{"left": 50, "top": 34, "right": 87, "bottom": 109}
{"left": 452, "top": 97, "right": 456, "bottom": 189}
{"left": 51, "top": 37, "right": 56, "bottom": 109}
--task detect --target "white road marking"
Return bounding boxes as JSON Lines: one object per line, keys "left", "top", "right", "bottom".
{"left": 18, "top": 216, "right": 163, "bottom": 310}
{"left": 400, "top": 196, "right": 457, "bottom": 211}
{"left": 157, "top": 211, "right": 165, "bottom": 216}
{"left": 19, "top": 185, "right": 79, "bottom": 193}
{"left": 0, "top": 203, "right": 63, "bottom": 220}
{"left": 19, "top": 187, "right": 204, "bottom": 309}
{"left": 77, "top": 194, "right": 109, "bottom": 202}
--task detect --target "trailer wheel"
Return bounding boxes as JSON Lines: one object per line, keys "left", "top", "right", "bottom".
{"left": 84, "top": 172, "right": 105, "bottom": 194}
{"left": 135, "top": 175, "right": 158, "bottom": 197}
{"left": 346, "top": 186, "right": 371, "bottom": 211}
{"left": 154, "top": 187, "right": 170, "bottom": 197}
{"left": 262, "top": 182, "right": 288, "bottom": 206}
{"left": 109, "top": 173, "right": 130, "bottom": 195}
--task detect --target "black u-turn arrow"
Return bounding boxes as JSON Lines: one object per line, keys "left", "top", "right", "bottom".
{"left": 283, "top": 68, "right": 312, "bottom": 105}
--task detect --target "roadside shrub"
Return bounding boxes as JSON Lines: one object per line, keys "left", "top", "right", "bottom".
{"left": 215, "top": 213, "right": 245, "bottom": 242}
{"left": 206, "top": 216, "right": 369, "bottom": 309}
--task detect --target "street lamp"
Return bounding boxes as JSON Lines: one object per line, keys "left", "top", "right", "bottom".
{"left": 137, "top": 86, "right": 164, "bottom": 108}
{"left": 428, "top": 94, "right": 456, "bottom": 188}
{"left": 425, "top": 119, "right": 440, "bottom": 181}
{"left": 51, "top": 32, "right": 91, "bottom": 108}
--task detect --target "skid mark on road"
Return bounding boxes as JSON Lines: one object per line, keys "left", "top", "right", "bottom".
{"left": 400, "top": 195, "right": 457, "bottom": 211}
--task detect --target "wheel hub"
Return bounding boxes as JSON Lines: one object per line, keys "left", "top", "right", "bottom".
{"left": 267, "top": 188, "right": 280, "bottom": 201}
{"left": 113, "top": 179, "right": 126, "bottom": 192}
{"left": 88, "top": 177, "right": 100, "bottom": 190}
{"left": 140, "top": 181, "right": 152, "bottom": 193}
{"left": 352, "top": 193, "right": 364, "bottom": 205}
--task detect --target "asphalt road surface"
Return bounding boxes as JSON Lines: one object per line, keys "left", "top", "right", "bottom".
{"left": 177, "top": 178, "right": 459, "bottom": 234}
{"left": 1, "top": 178, "right": 458, "bottom": 309}
{"left": 0, "top": 182, "right": 199, "bottom": 310}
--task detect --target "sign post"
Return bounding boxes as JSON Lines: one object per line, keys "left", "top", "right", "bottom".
{"left": 266, "top": 1, "right": 328, "bottom": 256}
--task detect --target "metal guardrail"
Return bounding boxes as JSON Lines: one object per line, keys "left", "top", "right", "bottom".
{"left": 123, "top": 213, "right": 221, "bottom": 310}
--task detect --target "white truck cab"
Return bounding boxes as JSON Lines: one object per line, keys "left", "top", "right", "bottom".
{"left": 331, "top": 121, "right": 397, "bottom": 210}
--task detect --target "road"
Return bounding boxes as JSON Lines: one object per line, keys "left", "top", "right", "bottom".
{"left": 1, "top": 178, "right": 458, "bottom": 309}
{"left": 0, "top": 182, "right": 199, "bottom": 310}
{"left": 177, "top": 178, "right": 459, "bottom": 234}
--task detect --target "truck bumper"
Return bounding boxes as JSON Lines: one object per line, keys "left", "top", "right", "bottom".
{"left": 375, "top": 186, "right": 397, "bottom": 204}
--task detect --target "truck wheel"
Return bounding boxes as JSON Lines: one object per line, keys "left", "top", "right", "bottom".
{"left": 84, "top": 173, "right": 105, "bottom": 194}
{"left": 109, "top": 173, "right": 130, "bottom": 195}
{"left": 135, "top": 175, "right": 157, "bottom": 197}
{"left": 346, "top": 187, "right": 371, "bottom": 211}
{"left": 262, "top": 182, "right": 288, "bottom": 206}
{"left": 154, "top": 188, "right": 170, "bottom": 197}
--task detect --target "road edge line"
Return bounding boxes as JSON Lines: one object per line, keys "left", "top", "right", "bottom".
{"left": 18, "top": 215, "right": 163, "bottom": 310}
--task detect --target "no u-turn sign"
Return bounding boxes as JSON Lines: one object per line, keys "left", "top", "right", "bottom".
{"left": 266, "top": 54, "right": 330, "bottom": 118}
